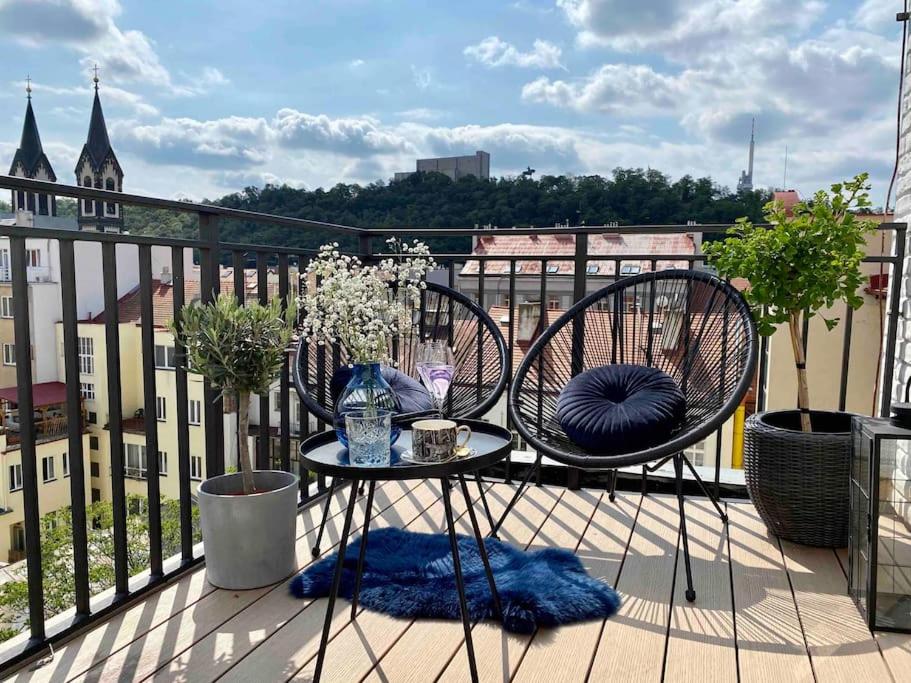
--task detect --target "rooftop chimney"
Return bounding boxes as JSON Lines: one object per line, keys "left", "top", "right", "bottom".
{"left": 517, "top": 302, "right": 541, "bottom": 343}
{"left": 161, "top": 266, "right": 172, "bottom": 285}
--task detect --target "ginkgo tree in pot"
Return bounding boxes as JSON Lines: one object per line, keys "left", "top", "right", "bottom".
{"left": 704, "top": 173, "right": 876, "bottom": 547}
{"left": 174, "top": 293, "right": 297, "bottom": 589}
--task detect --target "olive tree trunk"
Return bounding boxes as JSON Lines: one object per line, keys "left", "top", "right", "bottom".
{"left": 237, "top": 390, "right": 256, "bottom": 494}
{"left": 787, "top": 311, "right": 812, "bottom": 432}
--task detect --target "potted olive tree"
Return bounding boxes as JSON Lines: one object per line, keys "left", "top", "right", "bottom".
{"left": 175, "top": 293, "right": 298, "bottom": 588}
{"left": 704, "top": 173, "right": 876, "bottom": 547}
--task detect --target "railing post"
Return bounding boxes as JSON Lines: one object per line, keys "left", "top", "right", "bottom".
{"left": 571, "top": 233, "right": 588, "bottom": 377}
{"left": 882, "top": 223, "right": 906, "bottom": 416}
{"left": 199, "top": 212, "right": 225, "bottom": 477}
{"left": 568, "top": 232, "right": 588, "bottom": 490}
{"left": 139, "top": 245, "right": 163, "bottom": 577}
{"left": 59, "top": 239, "right": 90, "bottom": 618}
{"left": 10, "top": 237, "right": 44, "bottom": 641}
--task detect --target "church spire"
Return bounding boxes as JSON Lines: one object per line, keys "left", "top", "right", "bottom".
{"left": 84, "top": 67, "right": 113, "bottom": 173}
{"left": 9, "top": 78, "right": 58, "bottom": 216}
{"left": 76, "top": 66, "right": 124, "bottom": 232}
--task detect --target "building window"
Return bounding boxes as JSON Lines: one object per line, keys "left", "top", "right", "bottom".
{"left": 619, "top": 264, "right": 641, "bottom": 276}
{"left": 586, "top": 264, "right": 599, "bottom": 275}
{"left": 91, "top": 488, "right": 101, "bottom": 503}
{"left": 90, "top": 436, "right": 99, "bottom": 450}
{"left": 2, "top": 344, "right": 15, "bottom": 366}
{"left": 158, "top": 451, "right": 168, "bottom": 476}
{"left": 62, "top": 452, "right": 69, "bottom": 478}
{"left": 156, "top": 396, "right": 167, "bottom": 422}
{"left": 125, "top": 443, "right": 145, "bottom": 478}
{"left": 82, "top": 176, "right": 93, "bottom": 214}
{"left": 87, "top": 411, "right": 97, "bottom": 424}
{"left": 154, "top": 345, "right": 176, "bottom": 369}
{"left": 0, "top": 296, "right": 12, "bottom": 318}
{"left": 188, "top": 399, "right": 201, "bottom": 426}
{"left": 190, "top": 455, "right": 203, "bottom": 481}
{"left": 546, "top": 265, "right": 559, "bottom": 274}
{"left": 78, "top": 337, "right": 94, "bottom": 374}
{"left": 26, "top": 249, "right": 40, "bottom": 268}
{"left": 90, "top": 461, "right": 100, "bottom": 478}
{"left": 105, "top": 177, "right": 116, "bottom": 215}
{"left": 80, "top": 382, "right": 95, "bottom": 401}
{"left": 42, "top": 456, "right": 56, "bottom": 482}
{"left": 547, "top": 296, "right": 561, "bottom": 310}
{"left": 8, "top": 464, "right": 22, "bottom": 492}
{"left": 11, "top": 524, "right": 25, "bottom": 552}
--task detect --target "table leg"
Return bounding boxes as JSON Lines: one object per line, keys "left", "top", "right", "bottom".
{"left": 313, "top": 478, "right": 360, "bottom": 683}
{"left": 458, "top": 474, "right": 502, "bottom": 621}
{"left": 312, "top": 477, "right": 337, "bottom": 557}
{"left": 442, "top": 478, "right": 479, "bottom": 683}
{"left": 351, "top": 480, "right": 376, "bottom": 619}
{"left": 475, "top": 471, "right": 497, "bottom": 539}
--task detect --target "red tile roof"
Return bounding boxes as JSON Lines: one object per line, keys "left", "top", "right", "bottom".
{"left": 460, "top": 233, "right": 697, "bottom": 276}
{"left": 90, "top": 270, "right": 282, "bottom": 326}
{"left": 0, "top": 381, "right": 67, "bottom": 407}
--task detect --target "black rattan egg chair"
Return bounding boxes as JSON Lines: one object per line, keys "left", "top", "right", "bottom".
{"left": 503, "top": 269, "right": 757, "bottom": 601}
{"left": 294, "top": 281, "right": 509, "bottom": 554}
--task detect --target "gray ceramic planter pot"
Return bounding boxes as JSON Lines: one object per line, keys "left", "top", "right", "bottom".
{"left": 198, "top": 470, "right": 299, "bottom": 590}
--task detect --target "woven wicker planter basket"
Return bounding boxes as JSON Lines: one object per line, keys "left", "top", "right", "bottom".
{"left": 744, "top": 410, "right": 854, "bottom": 548}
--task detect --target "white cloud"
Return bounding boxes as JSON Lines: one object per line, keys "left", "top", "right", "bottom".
{"left": 0, "top": 0, "right": 225, "bottom": 97}
{"left": 855, "top": 0, "right": 900, "bottom": 31}
{"left": 411, "top": 65, "right": 433, "bottom": 90}
{"left": 14, "top": 78, "right": 159, "bottom": 116}
{"left": 349, "top": 59, "right": 366, "bottom": 69}
{"left": 395, "top": 108, "right": 445, "bottom": 121}
{"left": 557, "top": 0, "right": 825, "bottom": 56}
{"left": 272, "top": 109, "right": 412, "bottom": 154}
{"left": 522, "top": 64, "right": 687, "bottom": 113}
{"left": 464, "top": 36, "right": 563, "bottom": 69}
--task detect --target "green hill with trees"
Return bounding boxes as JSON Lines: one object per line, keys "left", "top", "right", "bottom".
{"left": 9, "top": 168, "right": 772, "bottom": 254}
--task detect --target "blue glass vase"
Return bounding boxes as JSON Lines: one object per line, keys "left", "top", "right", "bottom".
{"left": 334, "top": 362, "right": 402, "bottom": 447}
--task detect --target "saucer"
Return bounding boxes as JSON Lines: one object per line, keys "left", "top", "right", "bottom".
{"left": 400, "top": 448, "right": 477, "bottom": 465}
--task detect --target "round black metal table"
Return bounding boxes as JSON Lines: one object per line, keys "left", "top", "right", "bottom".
{"left": 300, "top": 419, "right": 512, "bottom": 683}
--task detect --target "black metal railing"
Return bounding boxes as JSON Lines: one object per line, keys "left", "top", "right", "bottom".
{"left": 0, "top": 173, "right": 905, "bottom": 672}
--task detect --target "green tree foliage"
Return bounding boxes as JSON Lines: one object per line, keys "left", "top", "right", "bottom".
{"left": 116, "top": 169, "right": 769, "bottom": 252}
{"left": 0, "top": 495, "right": 200, "bottom": 640}
{"left": 703, "top": 173, "right": 876, "bottom": 430}
{"left": 175, "top": 295, "right": 296, "bottom": 494}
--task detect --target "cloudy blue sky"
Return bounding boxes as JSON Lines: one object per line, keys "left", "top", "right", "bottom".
{"left": 0, "top": 0, "right": 904, "bottom": 203}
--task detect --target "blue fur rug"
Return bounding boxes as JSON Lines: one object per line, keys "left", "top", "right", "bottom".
{"left": 289, "top": 527, "right": 621, "bottom": 633}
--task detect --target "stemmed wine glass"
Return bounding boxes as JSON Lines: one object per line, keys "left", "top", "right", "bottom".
{"left": 415, "top": 341, "right": 456, "bottom": 418}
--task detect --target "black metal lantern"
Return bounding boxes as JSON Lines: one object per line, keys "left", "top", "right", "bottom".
{"left": 849, "top": 415, "right": 911, "bottom": 631}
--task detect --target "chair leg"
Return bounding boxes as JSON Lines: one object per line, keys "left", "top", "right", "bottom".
{"left": 641, "top": 465, "right": 648, "bottom": 496}
{"left": 312, "top": 478, "right": 338, "bottom": 557}
{"left": 608, "top": 469, "right": 618, "bottom": 502}
{"left": 680, "top": 454, "right": 727, "bottom": 524}
{"left": 492, "top": 454, "right": 540, "bottom": 536}
{"left": 674, "top": 453, "right": 696, "bottom": 603}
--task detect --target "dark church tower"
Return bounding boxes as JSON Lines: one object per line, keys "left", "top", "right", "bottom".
{"left": 9, "top": 78, "right": 57, "bottom": 216}
{"left": 75, "top": 69, "right": 124, "bottom": 232}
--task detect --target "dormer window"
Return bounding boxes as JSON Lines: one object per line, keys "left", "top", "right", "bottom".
{"left": 546, "top": 265, "right": 559, "bottom": 274}
{"left": 586, "top": 264, "right": 599, "bottom": 275}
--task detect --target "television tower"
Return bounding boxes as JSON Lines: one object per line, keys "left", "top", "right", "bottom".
{"left": 737, "top": 118, "right": 755, "bottom": 193}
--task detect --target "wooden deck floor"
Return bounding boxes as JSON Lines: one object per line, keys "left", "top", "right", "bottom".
{"left": 7, "top": 481, "right": 911, "bottom": 682}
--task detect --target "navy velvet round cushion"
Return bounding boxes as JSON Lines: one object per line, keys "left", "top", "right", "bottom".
{"left": 556, "top": 364, "right": 686, "bottom": 454}
{"left": 330, "top": 366, "right": 434, "bottom": 414}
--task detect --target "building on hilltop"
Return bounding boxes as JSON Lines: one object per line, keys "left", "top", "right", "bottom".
{"left": 394, "top": 150, "right": 490, "bottom": 182}
{"left": 75, "top": 69, "right": 124, "bottom": 233}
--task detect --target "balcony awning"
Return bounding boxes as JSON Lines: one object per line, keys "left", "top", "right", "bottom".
{"left": 0, "top": 381, "right": 68, "bottom": 408}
